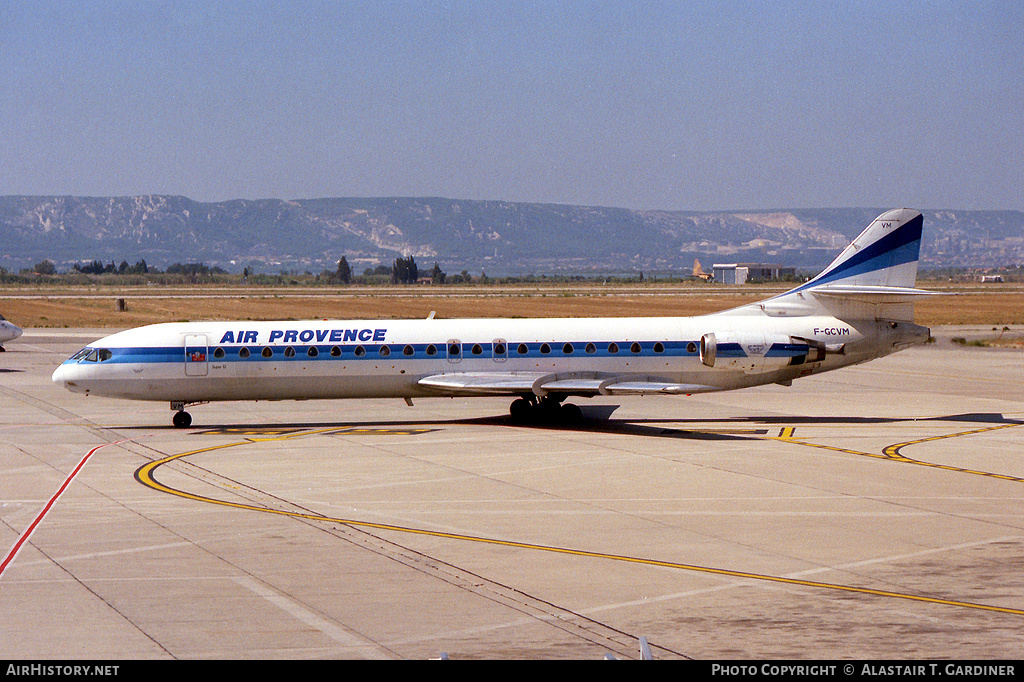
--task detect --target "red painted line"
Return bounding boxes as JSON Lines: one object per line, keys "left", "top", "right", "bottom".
{"left": 0, "top": 441, "right": 119, "bottom": 580}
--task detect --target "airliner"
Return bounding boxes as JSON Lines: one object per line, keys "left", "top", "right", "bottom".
{"left": 0, "top": 315, "right": 23, "bottom": 350}
{"left": 52, "top": 208, "right": 933, "bottom": 428}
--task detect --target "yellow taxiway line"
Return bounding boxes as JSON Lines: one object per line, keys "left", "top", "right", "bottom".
{"left": 133, "top": 425, "right": 1024, "bottom": 618}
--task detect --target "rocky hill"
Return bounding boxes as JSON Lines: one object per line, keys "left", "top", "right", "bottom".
{"left": 2, "top": 195, "right": 1022, "bottom": 274}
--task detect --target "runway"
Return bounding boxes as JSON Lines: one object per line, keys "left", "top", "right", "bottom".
{"left": 2, "top": 329, "right": 1023, "bottom": 659}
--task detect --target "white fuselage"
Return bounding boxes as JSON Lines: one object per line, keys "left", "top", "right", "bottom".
{"left": 50, "top": 313, "right": 927, "bottom": 404}
{"left": 49, "top": 208, "right": 935, "bottom": 427}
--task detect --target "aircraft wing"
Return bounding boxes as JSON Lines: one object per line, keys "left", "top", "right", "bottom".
{"left": 417, "top": 371, "right": 722, "bottom": 397}
{"left": 417, "top": 371, "right": 544, "bottom": 394}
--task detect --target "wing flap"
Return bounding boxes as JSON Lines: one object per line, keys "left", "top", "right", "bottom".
{"left": 417, "top": 371, "right": 543, "bottom": 394}
{"left": 600, "top": 381, "right": 722, "bottom": 395}
{"left": 418, "top": 371, "right": 722, "bottom": 397}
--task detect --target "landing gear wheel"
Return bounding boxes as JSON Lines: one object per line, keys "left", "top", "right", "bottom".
{"left": 560, "top": 403, "right": 583, "bottom": 422}
{"left": 508, "top": 396, "right": 583, "bottom": 424}
{"left": 172, "top": 411, "right": 193, "bottom": 428}
{"left": 509, "top": 398, "right": 532, "bottom": 420}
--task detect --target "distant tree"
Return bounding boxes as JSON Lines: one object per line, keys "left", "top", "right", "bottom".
{"left": 74, "top": 259, "right": 106, "bottom": 275}
{"left": 166, "top": 262, "right": 225, "bottom": 276}
{"left": 392, "top": 255, "right": 418, "bottom": 284}
{"left": 33, "top": 259, "right": 56, "bottom": 275}
{"left": 430, "top": 262, "right": 446, "bottom": 284}
{"left": 337, "top": 256, "right": 351, "bottom": 284}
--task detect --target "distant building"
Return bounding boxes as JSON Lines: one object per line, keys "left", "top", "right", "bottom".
{"left": 713, "top": 264, "right": 748, "bottom": 284}
{"left": 980, "top": 274, "right": 1004, "bottom": 283}
{"left": 713, "top": 263, "right": 796, "bottom": 284}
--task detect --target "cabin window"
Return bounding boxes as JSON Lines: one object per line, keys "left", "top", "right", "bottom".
{"left": 261, "top": 347, "right": 273, "bottom": 358}
{"left": 239, "top": 347, "right": 250, "bottom": 358}
{"left": 608, "top": 342, "right": 619, "bottom": 354}
{"left": 354, "top": 345, "right": 366, "bottom": 357}
{"left": 654, "top": 342, "right": 665, "bottom": 353}
{"left": 379, "top": 345, "right": 391, "bottom": 357}
{"left": 687, "top": 342, "right": 697, "bottom": 354}
{"left": 213, "top": 347, "right": 225, "bottom": 359}
{"left": 630, "top": 342, "right": 642, "bottom": 354}
{"left": 540, "top": 343, "right": 551, "bottom": 354}
{"left": 562, "top": 343, "right": 573, "bottom": 354}
{"left": 307, "top": 346, "right": 319, "bottom": 357}
{"left": 330, "top": 346, "right": 341, "bottom": 357}
{"left": 425, "top": 344, "right": 437, "bottom": 356}
{"left": 284, "top": 346, "right": 296, "bottom": 358}
{"left": 471, "top": 344, "right": 483, "bottom": 355}
{"left": 516, "top": 343, "right": 529, "bottom": 355}
{"left": 585, "top": 343, "right": 596, "bottom": 354}
{"left": 446, "top": 340, "right": 462, "bottom": 363}
{"left": 492, "top": 339, "right": 507, "bottom": 363}
{"left": 403, "top": 345, "right": 414, "bottom": 356}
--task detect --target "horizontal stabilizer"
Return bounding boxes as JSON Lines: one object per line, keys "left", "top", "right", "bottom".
{"left": 808, "top": 284, "right": 940, "bottom": 304}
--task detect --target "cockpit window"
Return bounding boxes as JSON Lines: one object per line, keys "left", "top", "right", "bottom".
{"left": 74, "top": 348, "right": 112, "bottom": 362}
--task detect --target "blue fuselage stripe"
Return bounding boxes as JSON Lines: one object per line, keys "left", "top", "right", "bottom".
{"left": 66, "top": 338, "right": 822, "bottom": 367}
{"left": 67, "top": 339, "right": 720, "bottom": 365}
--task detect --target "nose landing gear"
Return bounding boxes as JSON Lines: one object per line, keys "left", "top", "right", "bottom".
{"left": 170, "top": 401, "right": 203, "bottom": 428}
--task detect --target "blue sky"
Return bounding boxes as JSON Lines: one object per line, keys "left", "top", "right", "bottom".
{"left": 2, "top": 1, "right": 1021, "bottom": 211}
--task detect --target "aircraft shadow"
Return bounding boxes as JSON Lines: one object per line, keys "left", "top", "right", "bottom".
{"left": 109, "top": 409, "right": 1020, "bottom": 442}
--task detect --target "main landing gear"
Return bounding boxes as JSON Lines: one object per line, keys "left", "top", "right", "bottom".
{"left": 509, "top": 395, "right": 583, "bottom": 423}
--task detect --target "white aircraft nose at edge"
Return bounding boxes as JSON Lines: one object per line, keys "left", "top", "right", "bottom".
{"left": 0, "top": 315, "right": 23, "bottom": 350}
{"left": 52, "top": 208, "right": 934, "bottom": 428}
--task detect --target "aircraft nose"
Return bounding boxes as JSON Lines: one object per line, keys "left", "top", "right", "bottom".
{"left": 52, "top": 362, "right": 80, "bottom": 390}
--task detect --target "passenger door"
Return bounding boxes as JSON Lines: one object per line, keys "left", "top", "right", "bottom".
{"left": 184, "top": 333, "right": 209, "bottom": 377}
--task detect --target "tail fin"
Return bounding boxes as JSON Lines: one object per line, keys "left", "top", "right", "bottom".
{"left": 733, "top": 209, "right": 935, "bottom": 321}
{"left": 805, "top": 208, "right": 923, "bottom": 289}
